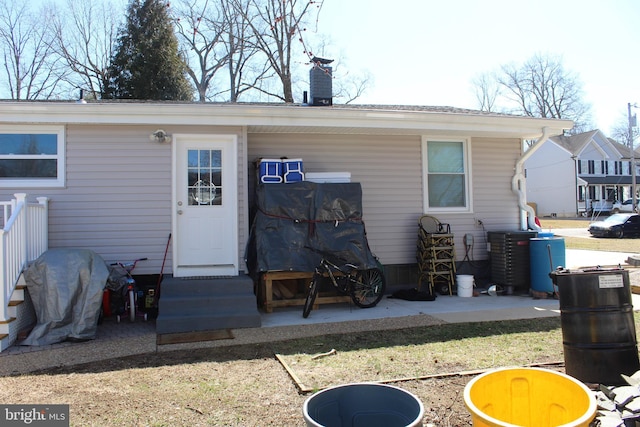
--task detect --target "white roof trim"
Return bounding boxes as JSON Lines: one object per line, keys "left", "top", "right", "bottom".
{"left": 0, "top": 102, "right": 573, "bottom": 139}
{"left": 536, "top": 137, "right": 575, "bottom": 157}
{"left": 577, "top": 139, "right": 610, "bottom": 159}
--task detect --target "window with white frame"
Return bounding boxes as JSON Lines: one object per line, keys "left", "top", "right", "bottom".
{"left": 422, "top": 138, "right": 470, "bottom": 211}
{"left": 0, "top": 126, "right": 65, "bottom": 188}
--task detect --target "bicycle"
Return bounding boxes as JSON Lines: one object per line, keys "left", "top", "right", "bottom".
{"left": 106, "top": 258, "right": 148, "bottom": 322}
{"left": 302, "top": 247, "right": 386, "bottom": 318}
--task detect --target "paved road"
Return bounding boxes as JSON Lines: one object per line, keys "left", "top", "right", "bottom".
{"left": 549, "top": 228, "right": 591, "bottom": 238}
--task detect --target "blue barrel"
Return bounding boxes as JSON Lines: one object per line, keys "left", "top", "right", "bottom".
{"left": 530, "top": 236, "right": 565, "bottom": 293}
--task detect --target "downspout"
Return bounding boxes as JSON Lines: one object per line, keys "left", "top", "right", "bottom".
{"left": 512, "top": 126, "right": 551, "bottom": 231}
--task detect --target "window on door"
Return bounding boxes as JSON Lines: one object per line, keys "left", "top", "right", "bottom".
{"left": 187, "top": 149, "right": 222, "bottom": 206}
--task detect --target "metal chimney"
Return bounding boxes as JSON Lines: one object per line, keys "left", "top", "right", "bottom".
{"left": 309, "top": 57, "right": 333, "bottom": 106}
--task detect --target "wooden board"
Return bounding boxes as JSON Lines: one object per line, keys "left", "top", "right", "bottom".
{"left": 156, "top": 329, "right": 234, "bottom": 345}
{"left": 260, "top": 271, "right": 351, "bottom": 313}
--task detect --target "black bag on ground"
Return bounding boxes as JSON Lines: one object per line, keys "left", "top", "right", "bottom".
{"left": 388, "top": 288, "right": 436, "bottom": 301}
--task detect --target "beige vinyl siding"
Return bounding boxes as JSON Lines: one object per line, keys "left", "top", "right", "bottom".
{"left": 29, "top": 125, "right": 172, "bottom": 273}
{"left": 0, "top": 124, "right": 247, "bottom": 276}
{"left": 471, "top": 137, "right": 522, "bottom": 225}
{"left": 248, "top": 133, "right": 423, "bottom": 265}
{"left": 249, "top": 133, "right": 523, "bottom": 265}
{"left": 447, "top": 137, "right": 523, "bottom": 263}
{"left": 0, "top": 124, "right": 524, "bottom": 273}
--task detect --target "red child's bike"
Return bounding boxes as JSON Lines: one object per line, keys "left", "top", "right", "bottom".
{"left": 106, "top": 258, "right": 148, "bottom": 322}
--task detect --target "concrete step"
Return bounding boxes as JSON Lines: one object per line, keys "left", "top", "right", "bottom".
{"left": 159, "top": 293, "right": 258, "bottom": 316}
{"left": 156, "top": 275, "right": 260, "bottom": 335}
{"left": 156, "top": 312, "right": 261, "bottom": 335}
{"left": 159, "top": 276, "right": 256, "bottom": 297}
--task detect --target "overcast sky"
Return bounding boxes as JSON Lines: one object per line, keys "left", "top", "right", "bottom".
{"left": 316, "top": 0, "right": 640, "bottom": 136}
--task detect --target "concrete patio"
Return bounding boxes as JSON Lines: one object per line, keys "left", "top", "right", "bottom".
{"left": 0, "top": 248, "right": 637, "bottom": 376}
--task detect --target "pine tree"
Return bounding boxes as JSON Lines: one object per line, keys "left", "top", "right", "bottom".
{"left": 102, "top": 0, "right": 193, "bottom": 100}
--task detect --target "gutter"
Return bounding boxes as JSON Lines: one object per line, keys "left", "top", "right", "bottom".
{"left": 512, "top": 126, "right": 551, "bottom": 231}
{"left": 0, "top": 102, "right": 571, "bottom": 138}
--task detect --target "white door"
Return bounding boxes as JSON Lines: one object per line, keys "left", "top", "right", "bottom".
{"left": 173, "top": 134, "right": 238, "bottom": 277}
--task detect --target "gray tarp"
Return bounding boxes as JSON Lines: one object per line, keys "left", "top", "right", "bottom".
{"left": 21, "top": 248, "right": 110, "bottom": 346}
{"left": 246, "top": 181, "right": 379, "bottom": 276}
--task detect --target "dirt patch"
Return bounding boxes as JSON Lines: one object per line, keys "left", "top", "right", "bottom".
{"left": 0, "top": 344, "right": 485, "bottom": 426}
{"left": 0, "top": 318, "right": 572, "bottom": 426}
{"left": 2, "top": 273, "right": 637, "bottom": 425}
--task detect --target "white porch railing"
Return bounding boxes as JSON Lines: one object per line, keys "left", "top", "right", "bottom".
{"left": 0, "top": 193, "right": 49, "bottom": 321}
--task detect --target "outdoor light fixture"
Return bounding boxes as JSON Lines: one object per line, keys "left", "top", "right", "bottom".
{"left": 150, "top": 129, "right": 171, "bottom": 143}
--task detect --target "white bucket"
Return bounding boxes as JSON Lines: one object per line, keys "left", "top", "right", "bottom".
{"left": 457, "top": 275, "right": 474, "bottom": 297}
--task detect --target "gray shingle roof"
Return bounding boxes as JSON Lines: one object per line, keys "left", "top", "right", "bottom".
{"left": 549, "top": 129, "right": 640, "bottom": 158}
{"left": 549, "top": 130, "right": 600, "bottom": 154}
{"left": 0, "top": 98, "right": 524, "bottom": 118}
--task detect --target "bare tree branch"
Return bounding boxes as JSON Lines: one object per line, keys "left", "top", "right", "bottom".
{"left": 472, "top": 71, "right": 500, "bottom": 112}
{"left": 610, "top": 114, "right": 640, "bottom": 147}
{"left": 51, "top": 0, "right": 121, "bottom": 100}
{"left": 172, "top": 0, "right": 230, "bottom": 102}
{"left": 0, "top": 0, "right": 63, "bottom": 99}
{"left": 329, "top": 65, "right": 371, "bottom": 104}
{"left": 219, "top": 0, "right": 268, "bottom": 102}
{"left": 472, "top": 53, "right": 593, "bottom": 134}
{"left": 234, "top": 0, "right": 323, "bottom": 103}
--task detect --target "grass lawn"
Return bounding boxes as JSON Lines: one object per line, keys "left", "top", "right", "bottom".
{"left": 539, "top": 218, "right": 592, "bottom": 229}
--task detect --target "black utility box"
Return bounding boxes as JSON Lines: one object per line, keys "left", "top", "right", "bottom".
{"left": 488, "top": 231, "right": 537, "bottom": 293}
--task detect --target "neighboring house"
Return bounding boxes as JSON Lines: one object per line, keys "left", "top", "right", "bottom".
{"left": 0, "top": 100, "right": 572, "bottom": 340}
{"left": 525, "top": 129, "right": 639, "bottom": 217}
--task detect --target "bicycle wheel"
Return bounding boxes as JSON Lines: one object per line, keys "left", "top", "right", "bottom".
{"left": 128, "top": 289, "right": 136, "bottom": 322}
{"left": 302, "top": 273, "right": 320, "bottom": 318}
{"left": 350, "top": 268, "right": 386, "bottom": 308}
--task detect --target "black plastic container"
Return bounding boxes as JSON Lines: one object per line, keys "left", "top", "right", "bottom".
{"left": 132, "top": 274, "right": 160, "bottom": 319}
{"left": 488, "top": 231, "right": 538, "bottom": 293}
{"left": 550, "top": 267, "right": 639, "bottom": 385}
{"left": 303, "top": 383, "right": 424, "bottom": 427}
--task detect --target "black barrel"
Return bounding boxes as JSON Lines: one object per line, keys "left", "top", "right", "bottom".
{"left": 550, "top": 268, "right": 639, "bottom": 385}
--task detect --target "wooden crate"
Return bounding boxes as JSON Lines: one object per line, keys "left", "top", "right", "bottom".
{"left": 260, "top": 271, "right": 351, "bottom": 313}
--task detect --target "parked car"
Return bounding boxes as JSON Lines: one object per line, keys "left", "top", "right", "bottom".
{"left": 588, "top": 213, "right": 640, "bottom": 238}
{"left": 611, "top": 199, "right": 638, "bottom": 214}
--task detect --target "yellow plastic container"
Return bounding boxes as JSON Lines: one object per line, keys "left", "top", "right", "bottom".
{"left": 463, "top": 367, "right": 596, "bottom": 427}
